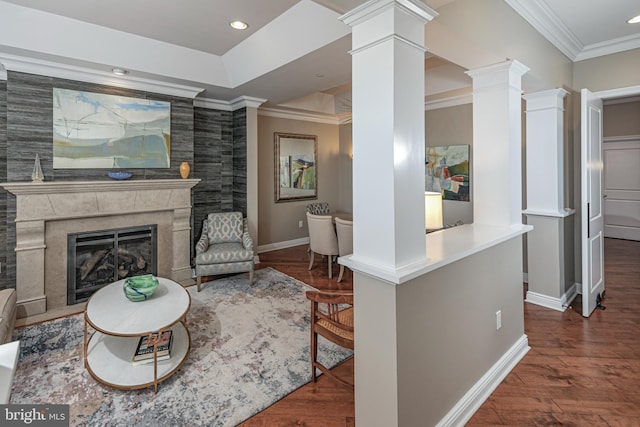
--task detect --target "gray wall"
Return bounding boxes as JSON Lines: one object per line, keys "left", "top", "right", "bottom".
{"left": 354, "top": 236, "right": 526, "bottom": 426}
{"left": 0, "top": 71, "right": 246, "bottom": 290}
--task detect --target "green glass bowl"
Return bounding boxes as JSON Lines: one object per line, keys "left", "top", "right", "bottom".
{"left": 123, "top": 275, "right": 159, "bottom": 302}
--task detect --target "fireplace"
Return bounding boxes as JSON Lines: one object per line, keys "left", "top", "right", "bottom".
{"left": 67, "top": 225, "right": 158, "bottom": 304}
{"left": 1, "top": 178, "right": 200, "bottom": 320}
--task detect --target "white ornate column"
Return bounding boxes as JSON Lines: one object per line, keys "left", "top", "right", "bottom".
{"left": 523, "top": 89, "right": 577, "bottom": 311}
{"left": 466, "top": 60, "right": 529, "bottom": 227}
{"left": 340, "top": 1, "right": 437, "bottom": 426}
{"left": 342, "top": 0, "right": 436, "bottom": 274}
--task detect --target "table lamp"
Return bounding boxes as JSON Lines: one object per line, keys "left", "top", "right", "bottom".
{"left": 425, "top": 191, "right": 443, "bottom": 232}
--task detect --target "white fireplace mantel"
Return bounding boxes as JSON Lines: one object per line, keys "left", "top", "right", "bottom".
{"left": 1, "top": 179, "right": 200, "bottom": 319}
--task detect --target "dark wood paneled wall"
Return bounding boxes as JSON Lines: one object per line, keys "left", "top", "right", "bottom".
{"left": 0, "top": 72, "right": 246, "bottom": 290}
{"left": 0, "top": 80, "right": 6, "bottom": 290}
{"left": 232, "top": 108, "right": 247, "bottom": 216}
{"left": 193, "top": 106, "right": 233, "bottom": 246}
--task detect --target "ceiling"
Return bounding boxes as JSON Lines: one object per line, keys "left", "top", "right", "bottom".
{"left": 0, "top": 0, "right": 638, "bottom": 112}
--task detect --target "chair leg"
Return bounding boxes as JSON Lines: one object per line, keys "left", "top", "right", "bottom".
{"left": 328, "top": 256, "right": 333, "bottom": 279}
{"left": 337, "top": 265, "right": 345, "bottom": 282}
{"left": 308, "top": 252, "right": 315, "bottom": 271}
{"left": 196, "top": 276, "right": 202, "bottom": 292}
{"left": 311, "top": 330, "right": 318, "bottom": 382}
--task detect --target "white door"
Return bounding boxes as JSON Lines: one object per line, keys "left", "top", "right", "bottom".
{"left": 603, "top": 137, "right": 640, "bottom": 241}
{"left": 581, "top": 89, "right": 605, "bottom": 317}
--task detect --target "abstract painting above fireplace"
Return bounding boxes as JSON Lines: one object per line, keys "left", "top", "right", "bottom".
{"left": 52, "top": 88, "right": 171, "bottom": 169}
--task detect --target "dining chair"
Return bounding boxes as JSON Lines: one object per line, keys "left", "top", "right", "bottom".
{"left": 306, "top": 202, "right": 331, "bottom": 215}
{"left": 306, "top": 290, "right": 354, "bottom": 387}
{"left": 306, "top": 212, "right": 339, "bottom": 278}
{"left": 334, "top": 217, "right": 353, "bottom": 282}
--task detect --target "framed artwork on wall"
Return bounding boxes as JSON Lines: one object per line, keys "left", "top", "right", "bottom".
{"left": 425, "top": 145, "right": 470, "bottom": 201}
{"left": 52, "top": 88, "right": 171, "bottom": 169}
{"left": 274, "top": 132, "right": 317, "bottom": 202}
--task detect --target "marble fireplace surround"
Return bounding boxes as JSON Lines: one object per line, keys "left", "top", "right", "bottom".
{"left": 2, "top": 179, "right": 200, "bottom": 320}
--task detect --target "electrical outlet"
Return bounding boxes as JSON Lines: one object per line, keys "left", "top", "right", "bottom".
{"left": 496, "top": 310, "right": 502, "bottom": 330}
{"left": 298, "top": 220, "right": 303, "bottom": 228}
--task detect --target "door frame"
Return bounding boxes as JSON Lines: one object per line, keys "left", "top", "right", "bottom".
{"left": 580, "top": 84, "right": 640, "bottom": 317}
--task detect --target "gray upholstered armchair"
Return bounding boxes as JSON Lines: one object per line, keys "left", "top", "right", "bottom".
{"left": 194, "top": 212, "right": 254, "bottom": 291}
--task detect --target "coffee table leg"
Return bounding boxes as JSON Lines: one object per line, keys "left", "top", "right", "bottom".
{"left": 153, "top": 342, "right": 158, "bottom": 393}
{"left": 83, "top": 314, "right": 88, "bottom": 369}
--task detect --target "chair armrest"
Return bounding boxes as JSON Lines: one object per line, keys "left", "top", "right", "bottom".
{"left": 305, "top": 290, "right": 353, "bottom": 305}
{"left": 241, "top": 218, "right": 254, "bottom": 251}
{"left": 195, "top": 221, "right": 210, "bottom": 254}
{"left": 242, "top": 232, "right": 254, "bottom": 251}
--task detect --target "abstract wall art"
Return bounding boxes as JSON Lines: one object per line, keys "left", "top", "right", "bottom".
{"left": 53, "top": 89, "right": 171, "bottom": 169}
{"left": 425, "top": 145, "right": 470, "bottom": 201}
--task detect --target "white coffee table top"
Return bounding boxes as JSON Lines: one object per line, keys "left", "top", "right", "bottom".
{"left": 86, "top": 277, "right": 190, "bottom": 335}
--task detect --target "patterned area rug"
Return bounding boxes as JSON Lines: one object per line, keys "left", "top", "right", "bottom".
{"left": 11, "top": 268, "right": 353, "bottom": 426}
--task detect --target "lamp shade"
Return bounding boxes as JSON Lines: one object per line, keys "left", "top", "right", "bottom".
{"left": 425, "top": 191, "right": 443, "bottom": 230}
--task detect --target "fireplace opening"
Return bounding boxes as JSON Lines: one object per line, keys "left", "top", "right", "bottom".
{"left": 67, "top": 224, "right": 157, "bottom": 304}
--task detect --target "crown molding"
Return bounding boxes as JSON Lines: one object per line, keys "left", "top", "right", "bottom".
{"left": 193, "top": 98, "right": 233, "bottom": 111}
{"left": 230, "top": 96, "right": 267, "bottom": 110}
{"left": 340, "top": 0, "right": 438, "bottom": 27}
{"left": 425, "top": 93, "right": 472, "bottom": 110}
{"left": 507, "top": 0, "right": 640, "bottom": 62}
{"left": 194, "top": 96, "right": 267, "bottom": 111}
{"left": 505, "top": 0, "right": 582, "bottom": 61}
{"left": 259, "top": 107, "right": 340, "bottom": 125}
{"left": 575, "top": 33, "right": 640, "bottom": 61}
{"left": 0, "top": 54, "right": 204, "bottom": 98}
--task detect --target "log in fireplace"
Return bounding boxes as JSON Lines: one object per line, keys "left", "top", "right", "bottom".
{"left": 67, "top": 225, "right": 158, "bottom": 304}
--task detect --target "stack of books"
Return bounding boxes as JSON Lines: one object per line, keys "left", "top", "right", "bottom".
{"left": 132, "top": 330, "right": 173, "bottom": 366}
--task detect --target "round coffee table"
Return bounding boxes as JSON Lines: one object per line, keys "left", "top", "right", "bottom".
{"left": 83, "top": 277, "right": 191, "bottom": 392}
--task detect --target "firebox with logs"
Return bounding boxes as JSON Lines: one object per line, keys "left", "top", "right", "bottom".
{"left": 67, "top": 224, "right": 157, "bottom": 304}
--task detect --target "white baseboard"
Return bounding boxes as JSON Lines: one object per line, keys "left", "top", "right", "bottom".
{"left": 525, "top": 283, "right": 579, "bottom": 312}
{"left": 257, "top": 237, "right": 309, "bottom": 254}
{"left": 436, "top": 335, "right": 530, "bottom": 427}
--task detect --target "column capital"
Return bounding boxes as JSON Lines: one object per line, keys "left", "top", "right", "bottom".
{"left": 340, "top": 0, "right": 438, "bottom": 27}
{"left": 523, "top": 88, "right": 569, "bottom": 111}
{"left": 466, "top": 60, "right": 530, "bottom": 92}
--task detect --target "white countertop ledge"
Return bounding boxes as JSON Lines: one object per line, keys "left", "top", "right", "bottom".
{"left": 339, "top": 223, "right": 533, "bottom": 285}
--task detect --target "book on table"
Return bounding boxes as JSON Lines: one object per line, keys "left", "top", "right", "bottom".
{"left": 132, "top": 330, "right": 173, "bottom": 365}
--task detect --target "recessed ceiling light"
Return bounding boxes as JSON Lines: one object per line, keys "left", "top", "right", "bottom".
{"left": 112, "top": 68, "right": 128, "bottom": 76}
{"left": 628, "top": 14, "right": 640, "bottom": 24}
{"left": 229, "top": 20, "right": 248, "bottom": 30}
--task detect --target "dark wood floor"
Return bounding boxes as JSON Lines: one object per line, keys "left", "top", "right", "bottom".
{"left": 241, "top": 238, "right": 640, "bottom": 426}
{"left": 240, "top": 246, "right": 355, "bottom": 427}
